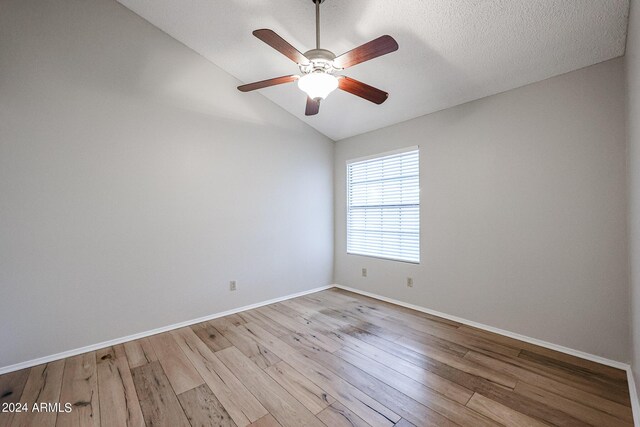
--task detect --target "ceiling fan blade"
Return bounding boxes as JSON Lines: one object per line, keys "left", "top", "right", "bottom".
{"left": 237, "top": 75, "right": 298, "bottom": 92}
{"left": 333, "top": 35, "right": 398, "bottom": 69}
{"left": 253, "top": 29, "right": 310, "bottom": 65}
{"left": 305, "top": 97, "right": 320, "bottom": 116}
{"left": 338, "top": 76, "right": 389, "bottom": 104}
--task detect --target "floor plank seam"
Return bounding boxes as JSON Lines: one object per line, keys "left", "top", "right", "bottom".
{"left": 1, "top": 289, "right": 634, "bottom": 427}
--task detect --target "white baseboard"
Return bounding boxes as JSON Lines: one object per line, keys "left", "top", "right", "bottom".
{"left": 626, "top": 367, "right": 640, "bottom": 427}
{"left": 0, "top": 285, "right": 333, "bottom": 375}
{"left": 333, "top": 284, "right": 628, "bottom": 370}
{"left": 333, "top": 284, "right": 640, "bottom": 425}
{"left": 3, "top": 282, "right": 640, "bottom": 426}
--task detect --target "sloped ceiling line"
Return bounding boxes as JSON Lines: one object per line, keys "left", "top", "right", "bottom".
{"left": 117, "top": 0, "right": 629, "bottom": 141}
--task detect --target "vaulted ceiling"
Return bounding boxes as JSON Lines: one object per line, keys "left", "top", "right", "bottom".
{"left": 117, "top": 0, "right": 629, "bottom": 141}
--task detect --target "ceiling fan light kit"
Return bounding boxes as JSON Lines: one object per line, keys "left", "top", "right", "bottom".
{"left": 237, "top": 0, "right": 398, "bottom": 116}
{"left": 298, "top": 72, "right": 338, "bottom": 100}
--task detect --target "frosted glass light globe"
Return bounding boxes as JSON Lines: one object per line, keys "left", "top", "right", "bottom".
{"left": 298, "top": 72, "right": 338, "bottom": 100}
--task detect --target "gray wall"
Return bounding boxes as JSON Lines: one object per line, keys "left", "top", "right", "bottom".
{"left": 0, "top": 0, "right": 334, "bottom": 369}
{"left": 0, "top": 0, "right": 632, "bottom": 371}
{"left": 627, "top": 0, "right": 640, "bottom": 390}
{"left": 334, "top": 59, "right": 629, "bottom": 362}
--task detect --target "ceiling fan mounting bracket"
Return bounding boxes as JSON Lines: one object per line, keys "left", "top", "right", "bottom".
{"left": 311, "top": 0, "right": 326, "bottom": 4}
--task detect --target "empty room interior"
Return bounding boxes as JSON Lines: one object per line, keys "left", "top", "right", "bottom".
{"left": 3, "top": 0, "right": 640, "bottom": 426}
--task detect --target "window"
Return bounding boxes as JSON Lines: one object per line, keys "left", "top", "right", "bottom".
{"left": 347, "top": 147, "right": 420, "bottom": 263}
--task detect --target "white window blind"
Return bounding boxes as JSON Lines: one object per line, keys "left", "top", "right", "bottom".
{"left": 347, "top": 147, "right": 420, "bottom": 263}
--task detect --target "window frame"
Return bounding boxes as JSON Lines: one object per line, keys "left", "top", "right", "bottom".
{"left": 346, "top": 146, "right": 420, "bottom": 264}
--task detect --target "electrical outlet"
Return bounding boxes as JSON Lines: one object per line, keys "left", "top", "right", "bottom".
{"left": 229, "top": 281, "right": 237, "bottom": 291}
{"left": 407, "top": 277, "right": 413, "bottom": 287}
{"left": 362, "top": 268, "right": 367, "bottom": 277}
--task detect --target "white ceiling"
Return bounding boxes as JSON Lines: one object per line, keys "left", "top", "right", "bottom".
{"left": 117, "top": 0, "right": 629, "bottom": 141}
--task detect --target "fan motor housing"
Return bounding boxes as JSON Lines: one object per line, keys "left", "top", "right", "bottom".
{"left": 304, "top": 48, "right": 335, "bottom": 62}
{"left": 301, "top": 48, "right": 337, "bottom": 74}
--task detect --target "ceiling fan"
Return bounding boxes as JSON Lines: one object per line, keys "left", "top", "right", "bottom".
{"left": 237, "top": 0, "right": 399, "bottom": 116}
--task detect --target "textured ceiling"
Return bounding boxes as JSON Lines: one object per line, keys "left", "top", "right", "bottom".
{"left": 117, "top": 0, "right": 629, "bottom": 141}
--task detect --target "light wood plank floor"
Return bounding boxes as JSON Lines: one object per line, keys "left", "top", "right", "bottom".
{"left": 0, "top": 288, "right": 633, "bottom": 426}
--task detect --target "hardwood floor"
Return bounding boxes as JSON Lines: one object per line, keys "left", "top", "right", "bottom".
{"left": 0, "top": 288, "right": 633, "bottom": 426}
